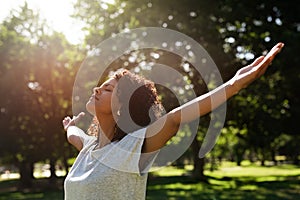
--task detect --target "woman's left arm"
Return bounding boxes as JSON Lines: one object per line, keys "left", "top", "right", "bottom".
{"left": 143, "top": 42, "right": 284, "bottom": 153}
{"left": 63, "top": 112, "right": 86, "bottom": 151}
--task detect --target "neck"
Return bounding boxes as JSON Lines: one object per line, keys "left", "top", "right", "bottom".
{"left": 96, "top": 114, "right": 116, "bottom": 148}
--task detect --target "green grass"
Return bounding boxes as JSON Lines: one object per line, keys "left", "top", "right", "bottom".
{"left": 1, "top": 163, "right": 300, "bottom": 200}
{"left": 0, "top": 178, "right": 64, "bottom": 200}
{"left": 147, "top": 163, "right": 300, "bottom": 200}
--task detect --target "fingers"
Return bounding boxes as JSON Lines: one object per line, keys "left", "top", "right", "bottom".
{"left": 62, "top": 112, "right": 85, "bottom": 131}
{"left": 244, "top": 56, "right": 265, "bottom": 79}
{"left": 78, "top": 112, "right": 85, "bottom": 118}
{"left": 62, "top": 117, "right": 70, "bottom": 130}
{"left": 231, "top": 42, "right": 284, "bottom": 90}
{"left": 251, "top": 56, "right": 265, "bottom": 66}
{"left": 63, "top": 116, "right": 71, "bottom": 124}
{"left": 251, "top": 42, "right": 284, "bottom": 69}
{"left": 268, "top": 42, "right": 284, "bottom": 55}
{"left": 251, "top": 43, "right": 284, "bottom": 75}
{"left": 263, "top": 42, "right": 284, "bottom": 62}
{"left": 65, "top": 116, "right": 71, "bottom": 121}
{"left": 73, "top": 112, "right": 85, "bottom": 120}
{"left": 261, "top": 42, "right": 284, "bottom": 63}
{"left": 257, "top": 42, "right": 284, "bottom": 76}
{"left": 71, "top": 112, "right": 86, "bottom": 125}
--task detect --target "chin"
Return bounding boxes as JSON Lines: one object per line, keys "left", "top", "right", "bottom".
{"left": 86, "top": 102, "right": 96, "bottom": 115}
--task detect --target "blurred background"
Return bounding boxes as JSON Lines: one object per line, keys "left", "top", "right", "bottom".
{"left": 0, "top": 0, "right": 299, "bottom": 199}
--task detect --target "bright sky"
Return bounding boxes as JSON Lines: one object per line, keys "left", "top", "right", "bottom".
{"left": 0, "top": 0, "right": 85, "bottom": 44}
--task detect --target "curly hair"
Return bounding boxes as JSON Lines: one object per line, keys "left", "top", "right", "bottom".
{"left": 88, "top": 69, "right": 163, "bottom": 141}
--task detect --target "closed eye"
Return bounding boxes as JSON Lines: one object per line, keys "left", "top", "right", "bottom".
{"left": 100, "top": 82, "right": 115, "bottom": 92}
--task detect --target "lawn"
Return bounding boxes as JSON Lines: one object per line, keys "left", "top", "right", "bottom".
{"left": 0, "top": 162, "right": 299, "bottom": 200}
{"left": 147, "top": 162, "right": 300, "bottom": 200}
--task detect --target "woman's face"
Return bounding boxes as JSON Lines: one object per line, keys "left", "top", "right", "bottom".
{"left": 86, "top": 78, "right": 120, "bottom": 118}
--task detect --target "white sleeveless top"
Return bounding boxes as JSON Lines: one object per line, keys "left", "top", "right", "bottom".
{"left": 64, "top": 127, "right": 156, "bottom": 200}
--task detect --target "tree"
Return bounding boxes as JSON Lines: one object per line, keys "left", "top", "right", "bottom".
{"left": 71, "top": 0, "right": 234, "bottom": 181}
{"left": 216, "top": 0, "right": 299, "bottom": 165}
{"left": 0, "top": 3, "right": 84, "bottom": 187}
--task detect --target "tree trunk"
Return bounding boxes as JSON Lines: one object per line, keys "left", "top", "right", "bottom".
{"left": 63, "top": 156, "right": 69, "bottom": 177}
{"left": 234, "top": 141, "right": 245, "bottom": 166}
{"left": 271, "top": 150, "right": 277, "bottom": 166}
{"left": 210, "top": 152, "right": 216, "bottom": 171}
{"left": 249, "top": 149, "right": 255, "bottom": 163}
{"left": 49, "top": 158, "right": 57, "bottom": 186}
{"left": 191, "top": 136, "right": 207, "bottom": 182}
{"left": 19, "top": 161, "right": 33, "bottom": 188}
{"left": 292, "top": 155, "right": 299, "bottom": 165}
{"left": 260, "top": 153, "right": 265, "bottom": 166}
{"left": 49, "top": 158, "right": 57, "bottom": 178}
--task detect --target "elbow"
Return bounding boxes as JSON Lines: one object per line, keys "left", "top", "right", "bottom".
{"left": 67, "top": 134, "right": 77, "bottom": 144}
{"left": 67, "top": 134, "right": 83, "bottom": 151}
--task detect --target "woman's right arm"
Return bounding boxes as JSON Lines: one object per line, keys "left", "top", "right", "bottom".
{"left": 62, "top": 112, "right": 86, "bottom": 151}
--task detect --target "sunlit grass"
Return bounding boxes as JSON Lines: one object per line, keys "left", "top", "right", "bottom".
{"left": 151, "top": 165, "right": 189, "bottom": 177}
{"left": 147, "top": 162, "right": 300, "bottom": 200}
{"left": 206, "top": 161, "right": 300, "bottom": 179}
{"left": 1, "top": 162, "right": 300, "bottom": 200}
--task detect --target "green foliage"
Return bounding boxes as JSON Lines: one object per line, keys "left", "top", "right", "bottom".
{"left": 0, "top": 0, "right": 299, "bottom": 186}
{"left": 0, "top": 4, "right": 85, "bottom": 185}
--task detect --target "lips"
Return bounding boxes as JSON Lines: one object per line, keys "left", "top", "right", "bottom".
{"left": 90, "top": 94, "right": 99, "bottom": 101}
{"left": 91, "top": 95, "right": 99, "bottom": 101}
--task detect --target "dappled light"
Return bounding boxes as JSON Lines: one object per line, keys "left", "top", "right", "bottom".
{"left": 0, "top": 0, "right": 299, "bottom": 199}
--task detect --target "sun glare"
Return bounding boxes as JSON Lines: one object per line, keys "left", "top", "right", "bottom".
{"left": 0, "top": 0, "right": 118, "bottom": 44}
{"left": 0, "top": 0, "right": 85, "bottom": 44}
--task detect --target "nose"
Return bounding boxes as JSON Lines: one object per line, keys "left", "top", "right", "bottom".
{"left": 93, "top": 87, "right": 101, "bottom": 94}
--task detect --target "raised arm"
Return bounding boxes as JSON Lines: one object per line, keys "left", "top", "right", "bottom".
{"left": 143, "top": 42, "right": 284, "bottom": 153}
{"left": 62, "top": 112, "right": 86, "bottom": 151}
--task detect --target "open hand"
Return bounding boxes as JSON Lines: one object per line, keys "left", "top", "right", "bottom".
{"left": 62, "top": 112, "right": 85, "bottom": 131}
{"left": 230, "top": 42, "right": 284, "bottom": 91}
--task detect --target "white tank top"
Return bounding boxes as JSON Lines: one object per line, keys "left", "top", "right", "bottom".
{"left": 64, "top": 127, "right": 156, "bottom": 200}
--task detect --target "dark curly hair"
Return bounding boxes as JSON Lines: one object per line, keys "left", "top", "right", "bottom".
{"left": 88, "top": 69, "right": 163, "bottom": 141}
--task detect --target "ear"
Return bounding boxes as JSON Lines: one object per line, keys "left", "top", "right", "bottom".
{"left": 112, "top": 96, "right": 122, "bottom": 119}
{"left": 116, "top": 102, "right": 122, "bottom": 116}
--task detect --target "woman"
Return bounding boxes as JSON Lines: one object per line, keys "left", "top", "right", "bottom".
{"left": 62, "top": 42, "right": 284, "bottom": 199}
